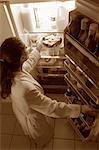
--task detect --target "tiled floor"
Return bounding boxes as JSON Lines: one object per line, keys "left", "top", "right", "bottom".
{"left": 0, "top": 94, "right": 99, "bottom": 150}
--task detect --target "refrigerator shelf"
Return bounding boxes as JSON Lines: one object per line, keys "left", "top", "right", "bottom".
{"left": 64, "top": 61, "right": 99, "bottom": 104}
{"left": 38, "top": 77, "right": 66, "bottom": 86}
{"left": 64, "top": 48, "right": 99, "bottom": 88}
{"left": 76, "top": 0, "right": 99, "bottom": 23}
{"left": 42, "top": 84, "right": 67, "bottom": 89}
{"left": 65, "top": 55, "right": 99, "bottom": 89}
{"left": 20, "top": 31, "right": 64, "bottom": 34}
{"left": 79, "top": 114, "right": 90, "bottom": 128}
{"left": 40, "top": 56, "right": 66, "bottom": 59}
{"left": 38, "top": 73, "right": 64, "bottom": 77}
{"left": 69, "top": 118, "right": 90, "bottom": 140}
{"left": 64, "top": 89, "right": 96, "bottom": 140}
{"left": 64, "top": 90, "right": 86, "bottom": 106}
{"left": 42, "top": 85, "right": 67, "bottom": 94}
{"left": 64, "top": 73, "right": 98, "bottom": 106}
{"left": 64, "top": 32, "right": 99, "bottom": 87}
{"left": 37, "top": 65, "right": 64, "bottom": 69}
{"left": 42, "top": 84, "right": 67, "bottom": 94}
{"left": 64, "top": 74, "right": 88, "bottom": 105}
{"left": 65, "top": 33, "right": 99, "bottom": 65}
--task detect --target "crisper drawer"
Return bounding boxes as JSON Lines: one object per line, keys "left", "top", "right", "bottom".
{"left": 64, "top": 34, "right": 99, "bottom": 87}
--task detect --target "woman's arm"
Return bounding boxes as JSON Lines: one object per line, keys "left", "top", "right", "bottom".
{"left": 22, "top": 49, "right": 40, "bottom": 73}
{"left": 26, "top": 89, "right": 81, "bottom": 118}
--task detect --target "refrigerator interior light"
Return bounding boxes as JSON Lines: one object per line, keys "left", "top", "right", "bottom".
{"left": 3, "top": 4, "right": 16, "bottom": 36}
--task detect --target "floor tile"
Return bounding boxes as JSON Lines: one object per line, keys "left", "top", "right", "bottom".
{"left": 30, "top": 139, "right": 36, "bottom": 150}
{"left": 97, "top": 135, "right": 99, "bottom": 143}
{"left": 75, "top": 131, "right": 99, "bottom": 142}
{"left": 54, "top": 119, "right": 74, "bottom": 140}
{"left": 98, "top": 143, "right": 99, "bottom": 150}
{"left": 10, "top": 135, "right": 31, "bottom": 150}
{"left": 13, "top": 121, "right": 25, "bottom": 136}
{"left": 75, "top": 140, "right": 98, "bottom": 150}
{"left": 30, "top": 138, "right": 53, "bottom": 150}
{"left": 53, "top": 139, "right": 74, "bottom": 150}
{"left": 0, "top": 115, "right": 16, "bottom": 134}
{"left": 43, "top": 139, "right": 53, "bottom": 150}
{"left": 74, "top": 131, "right": 82, "bottom": 140}
{"left": 0, "top": 102, "right": 14, "bottom": 115}
{"left": 0, "top": 134, "right": 12, "bottom": 150}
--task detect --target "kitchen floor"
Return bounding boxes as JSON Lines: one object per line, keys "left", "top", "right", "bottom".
{"left": 0, "top": 94, "right": 99, "bottom": 150}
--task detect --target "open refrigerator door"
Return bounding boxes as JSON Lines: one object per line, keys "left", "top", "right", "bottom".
{"left": 64, "top": 0, "right": 99, "bottom": 141}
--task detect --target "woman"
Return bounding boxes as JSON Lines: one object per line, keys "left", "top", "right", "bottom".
{"left": 0, "top": 37, "right": 96, "bottom": 148}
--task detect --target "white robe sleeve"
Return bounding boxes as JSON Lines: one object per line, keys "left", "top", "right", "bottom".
{"left": 25, "top": 89, "right": 81, "bottom": 118}
{"left": 22, "top": 49, "right": 40, "bottom": 73}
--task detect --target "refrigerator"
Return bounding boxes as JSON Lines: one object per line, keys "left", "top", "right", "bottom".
{"left": 1, "top": 0, "right": 99, "bottom": 141}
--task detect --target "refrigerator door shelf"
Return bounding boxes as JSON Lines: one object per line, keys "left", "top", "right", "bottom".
{"left": 76, "top": 0, "right": 99, "bottom": 23}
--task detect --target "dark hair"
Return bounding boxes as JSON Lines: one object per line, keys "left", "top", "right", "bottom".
{"left": 0, "top": 37, "right": 26, "bottom": 99}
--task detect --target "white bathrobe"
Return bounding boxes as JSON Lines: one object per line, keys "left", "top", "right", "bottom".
{"left": 10, "top": 49, "right": 81, "bottom": 147}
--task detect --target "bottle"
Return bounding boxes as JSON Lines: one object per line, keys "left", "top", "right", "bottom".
{"left": 85, "top": 23, "right": 98, "bottom": 52}
{"left": 78, "top": 18, "right": 90, "bottom": 44}
{"left": 64, "top": 14, "right": 77, "bottom": 49}
{"left": 56, "top": 6, "right": 68, "bottom": 31}
{"left": 64, "top": 13, "right": 83, "bottom": 38}
{"left": 94, "top": 32, "right": 99, "bottom": 58}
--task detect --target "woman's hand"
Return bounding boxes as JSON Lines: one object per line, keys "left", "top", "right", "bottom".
{"left": 81, "top": 105, "right": 98, "bottom": 116}
{"left": 36, "top": 39, "right": 43, "bottom": 52}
